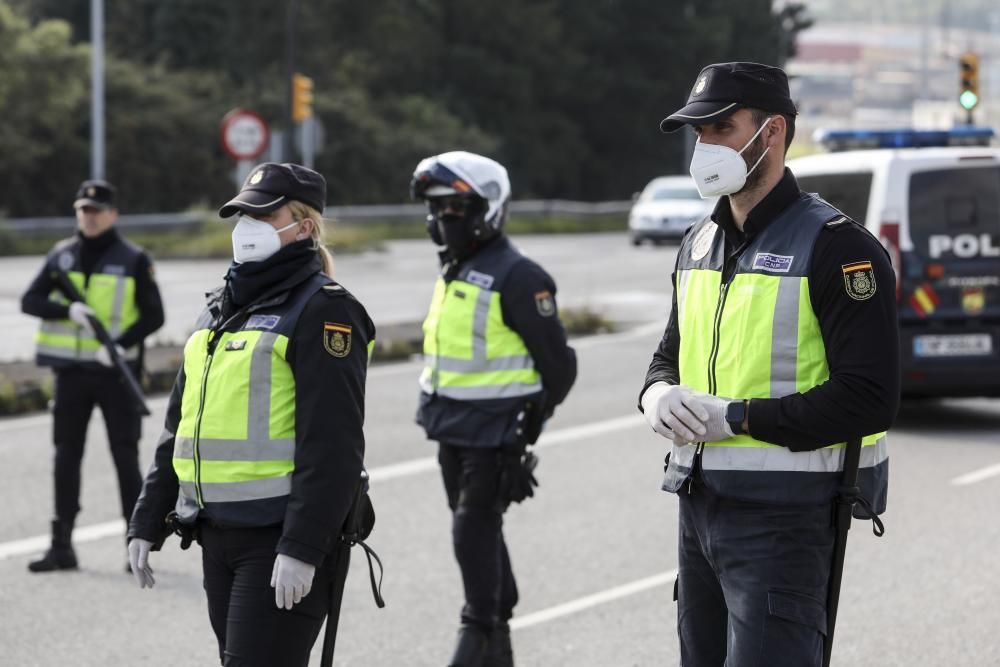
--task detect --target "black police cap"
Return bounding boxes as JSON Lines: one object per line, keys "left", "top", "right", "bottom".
{"left": 660, "top": 62, "right": 797, "bottom": 133}
{"left": 74, "top": 179, "right": 116, "bottom": 210}
{"left": 219, "top": 163, "right": 327, "bottom": 218}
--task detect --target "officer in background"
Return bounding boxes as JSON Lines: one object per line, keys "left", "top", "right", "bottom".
{"left": 21, "top": 179, "right": 164, "bottom": 573}
{"left": 638, "top": 63, "right": 899, "bottom": 665}
{"left": 411, "top": 151, "right": 577, "bottom": 667}
{"left": 127, "top": 163, "right": 375, "bottom": 667}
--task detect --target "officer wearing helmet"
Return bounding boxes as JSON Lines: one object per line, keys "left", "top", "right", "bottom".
{"left": 411, "top": 151, "right": 577, "bottom": 667}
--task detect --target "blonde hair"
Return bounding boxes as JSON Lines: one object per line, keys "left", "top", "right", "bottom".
{"left": 287, "top": 200, "right": 334, "bottom": 276}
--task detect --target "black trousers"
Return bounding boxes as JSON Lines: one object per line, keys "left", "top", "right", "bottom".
{"left": 51, "top": 369, "right": 142, "bottom": 524}
{"left": 675, "top": 474, "right": 835, "bottom": 667}
{"left": 438, "top": 443, "right": 519, "bottom": 631}
{"left": 200, "top": 523, "right": 331, "bottom": 667}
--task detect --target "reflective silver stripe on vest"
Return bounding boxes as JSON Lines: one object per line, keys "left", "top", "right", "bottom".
{"left": 433, "top": 382, "right": 543, "bottom": 400}
{"left": 35, "top": 344, "right": 78, "bottom": 360}
{"left": 179, "top": 476, "right": 292, "bottom": 503}
{"left": 109, "top": 276, "right": 127, "bottom": 338}
{"left": 39, "top": 322, "right": 81, "bottom": 337}
{"left": 676, "top": 269, "right": 692, "bottom": 332}
{"left": 175, "top": 436, "right": 295, "bottom": 462}
{"left": 770, "top": 276, "right": 801, "bottom": 397}
{"left": 424, "top": 354, "right": 535, "bottom": 373}
{"left": 174, "top": 489, "right": 200, "bottom": 522}
{"left": 249, "top": 333, "right": 278, "bottom": 442}
{"left": 700, "top": 436, "right": 888, "bottom": 473}
{"left": 472, "top": 288, "right": 491, "bottom": 359}
{"left": 36, "top": 343, "right": 139, "bottom": 362}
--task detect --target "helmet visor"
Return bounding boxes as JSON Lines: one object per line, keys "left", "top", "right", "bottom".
{"left": 410, "top": 161, "right": 477, "bottom": 200}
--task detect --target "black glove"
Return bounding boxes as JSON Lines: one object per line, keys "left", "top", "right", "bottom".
{"left": 498, "top": 446, "right": 539, "bottom": 504}
{"left": 516, "top": 399, "right": 547, "bottom": 446}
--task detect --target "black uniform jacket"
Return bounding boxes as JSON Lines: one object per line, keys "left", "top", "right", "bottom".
{"left": 21, "top": 227, "right": 165, "bottom": 362}
{"left": 128, "top": 246, "right": 375, "bottom": 567}
{"left": 418, "top": 235, "right": 577, "bottom": 447}
{"left": 642, "top": 169, "right": 900, "bottom": 451}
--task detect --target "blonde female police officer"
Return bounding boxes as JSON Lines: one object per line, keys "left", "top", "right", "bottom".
{"left": 127, "top": 163, "right": 375, "bottom": 667}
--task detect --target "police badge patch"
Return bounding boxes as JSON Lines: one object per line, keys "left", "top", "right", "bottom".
{"left": 842, "top": 260, "right": 877, "bottom": 301}
{"left": 690, "top": 222, "right": 717, "bottom": 261}
{"left": 535, "top": 291, "right": 556, "bottom": 317}
{"left": 323, "top": 322, "right": 352, "bottom": 357}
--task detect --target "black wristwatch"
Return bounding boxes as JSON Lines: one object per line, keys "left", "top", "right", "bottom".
{"left": 725, "top": 400, "right": 747, "bottom": 435}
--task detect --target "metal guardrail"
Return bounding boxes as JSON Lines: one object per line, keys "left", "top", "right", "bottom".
{"left": 1, "top": 200, "right": 633, "bottom": 235}
{"left": 1, "top": 212, "right": 204, "bottom": 236}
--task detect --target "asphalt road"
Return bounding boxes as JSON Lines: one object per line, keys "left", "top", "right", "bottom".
{"left": 1, "top": 320, "right": 1000, "bottom": 665}
{"left": 0, "top": 232, "right": 672, "bottom": 362}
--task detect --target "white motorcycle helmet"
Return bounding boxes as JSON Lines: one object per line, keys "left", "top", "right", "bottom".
{"left": 410, "top": 151, "right": 512, "bottom": 248}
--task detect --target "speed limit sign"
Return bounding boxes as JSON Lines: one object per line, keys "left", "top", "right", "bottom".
{"left": 220, "top": 109, "right": 269, "bottom": 161}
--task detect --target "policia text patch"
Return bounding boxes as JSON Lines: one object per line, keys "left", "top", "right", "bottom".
{"left": 842, "top": 260, "right": 877, "bottom": 301}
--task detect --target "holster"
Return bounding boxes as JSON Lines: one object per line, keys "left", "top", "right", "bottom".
{"left": 165, "top": 512, "right": 199, "bottom": 550}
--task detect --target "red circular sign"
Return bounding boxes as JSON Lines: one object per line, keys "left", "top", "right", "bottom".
{"left": 220, "top": 109, "right": 270, "bottom": 161}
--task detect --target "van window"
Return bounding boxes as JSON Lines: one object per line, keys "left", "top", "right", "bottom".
{"left": 909, "top": 166, "right": 1000, "bottom": 258}
{"left": 795, "top": 172, "right": 873, "bottom": 225}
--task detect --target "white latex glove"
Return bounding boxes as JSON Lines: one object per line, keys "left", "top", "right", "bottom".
{"left": 271, "top": 554, "right": 316, "bottom": 610}
{"left": 128, "top": 538, "right": 155, "bottom": 589}
{"left": 641, "top": 382, "right": 711, "bottom": 443}
{"left": 95, "top": 343, "right": 125, "bottom": 368}
{"left": 681, "top": 392, "right": 736, "bottom": 443}
{"left": 68, "top": 302, "right": 96, "bottom": 334}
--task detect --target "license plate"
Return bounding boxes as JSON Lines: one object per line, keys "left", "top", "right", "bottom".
{"left": 914, "top": 334, "right": 993, "bottom": 357}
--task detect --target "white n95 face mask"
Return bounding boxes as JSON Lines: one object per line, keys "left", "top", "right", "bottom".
{"left": 689, "top": 117, "right": 773, "bottom": 198}
{"left": 231, "top": 215, "right": 299, "bottom": 263}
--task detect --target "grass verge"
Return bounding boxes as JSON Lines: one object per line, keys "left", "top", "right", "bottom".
{"left": 0, "top": 214, "right": 626, "bottom": 258}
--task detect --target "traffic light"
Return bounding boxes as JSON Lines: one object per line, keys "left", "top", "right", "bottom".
{"left": 959, "top": 52, "right": 980, "bottom": 111}
{"left": 292, "top": 73, "right": 314, "bottom": 123}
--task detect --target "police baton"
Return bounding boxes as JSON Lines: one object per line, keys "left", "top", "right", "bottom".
{"left": 824, "top": 436, "right": 884, "bottom": 667}
{"left": 50, "top": 271, "right": 150, "bottom": 416}
{"left": 320, "top": 471, "right": 384, "bottom": 667}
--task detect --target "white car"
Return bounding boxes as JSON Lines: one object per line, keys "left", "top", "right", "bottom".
{"left": 628, "top": 176, "right": 715, "bottom": 246}
{"left": 789, "top": 127, "right": 1000, "bottom": 398}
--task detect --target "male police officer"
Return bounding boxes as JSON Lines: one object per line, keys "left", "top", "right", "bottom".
{"left": 22, "top": 179, "right": 164, "bottom": 572}
{"left": 638, "top": 63, "right": 899, "bottom": 665}
{"left": 411, "top": 152, "right": 577, "bottom": 667}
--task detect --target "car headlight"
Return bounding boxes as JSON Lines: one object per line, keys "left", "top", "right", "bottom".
{"left": 630, "top": 214, "right": 656, "bottom": 229}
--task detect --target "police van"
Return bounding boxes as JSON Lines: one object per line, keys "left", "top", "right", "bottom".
{"left": 788, "top": 127, "right": 1000, "bottom": 398}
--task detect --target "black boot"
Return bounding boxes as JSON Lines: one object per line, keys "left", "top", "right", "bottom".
{"left": 484, "top": 622, "right": 514, "bottom": 667}
{"left": 28, "top": 520, "right": 77, "bottom": 573}
{"left": 448, "top": 625, "right": 489, "bottom": 667}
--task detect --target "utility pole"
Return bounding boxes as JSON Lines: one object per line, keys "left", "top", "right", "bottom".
{"left": 284, "top": 0, "right": 300, "bottom": 161}
{"left": 90, "top": 0, "right": 105, "bottom": 179}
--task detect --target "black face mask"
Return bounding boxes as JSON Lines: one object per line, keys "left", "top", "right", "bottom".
{"left": 437, "top": 215, "right": 479, "bottom": 261}
{"left": 427, "top": 196, "right": 487, "bottom": 261}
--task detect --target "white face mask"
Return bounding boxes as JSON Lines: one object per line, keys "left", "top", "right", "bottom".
{"left": 689, "top": 117, "right": 773, "bottom": 198}
{"left": 231, "top": 215, "right": 299, "bottom": 263}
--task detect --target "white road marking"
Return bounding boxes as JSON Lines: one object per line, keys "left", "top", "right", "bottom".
{"left": 950, "top": 462, "right": 1000, "bottom": 486}
{"left": 0, "top": 520, "right": 126, "bottom": 561}
{"left": 0, "top": 413, "right": 647, "bottom": 559}
{"left": 510, "top": 570, "right": 677, "bottom": 630}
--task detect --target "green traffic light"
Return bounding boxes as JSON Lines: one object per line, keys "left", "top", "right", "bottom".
{"left": 960, "top": 90, "right": 979, "bottom": 110}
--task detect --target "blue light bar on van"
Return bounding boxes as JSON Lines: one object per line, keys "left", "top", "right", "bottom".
{"left": 813, "top": 127, "right": 995, "bottom": 151}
